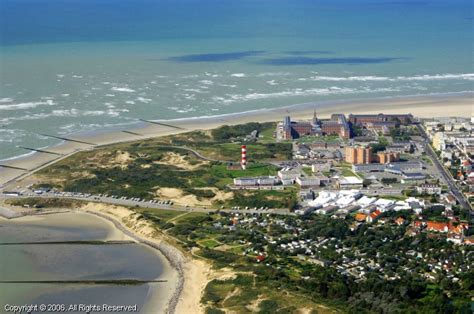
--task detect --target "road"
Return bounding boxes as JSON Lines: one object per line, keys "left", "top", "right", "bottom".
{"left": 0, "top": 193, "right": 294, "bottom": 216}
{"left": 415, "top": 123, "right": 471, "bottom": 211}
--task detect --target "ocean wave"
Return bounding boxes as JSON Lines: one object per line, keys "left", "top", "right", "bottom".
{"left": 183, "top": 94, "right": 196, "bottom": 100}
{"left": 266, "top": 80, "right": 279, "bottom": 86}
{"left": 0, "top": 99, "right": 55, "bottom": 111}
{"left": 256, "top": 72, "right": 292, "bottom": 77}
{"left": 211, "top": 86, "right": 405, "bottom": 104}
{"left": 205, "top": 72, "right": 221, "bottom": 78}
{"left": 299, "top": 73, "right": 474, "bottom": 82}
{"left": 111, "top": 87, "right": 136, "bottom": 93}
{"left": 175, "top": 107, "right": 196, "bottom": 113}
{"left": 0, "top": 128, "right": 28, "bottom": 143}
{"left": 0, "top": 98, "right": 14, "bottom": 103}
{"left": 0, "top": 150, "right": 37, "bottom": 162}
{"left": 218, "top": 84, "right": 237, "bottom": 88}
{"left": 183, "top": 88, "right": 208, "bottom": 93}
{"left": 50, "top": 109, "right": 106, "bottom": 117}
{"left": 107, "top": 108, "right": 129, "bottom": 117}
{"left": 2, "top": 107, "right": 128, "bottom": 121}
{"left": 230, "top": 73, "right": 246, "bottom": 77}
{"left": 199, "top": 80, "right": 214, "bottom": 85}
{"left": 136, "top": 97, "right": 152, "bottom": 103}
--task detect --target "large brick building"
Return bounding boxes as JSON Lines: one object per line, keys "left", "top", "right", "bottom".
{"left": 276, "top": 113, "right": 352, "bottom": 140}
{"left": 345, "top": 146, "right": 372, "bottom": 164}
{"left": 377, "top": 151, "right": 400, "bottom": 164}
{"left": 348, "top": 113, "right": 413, "bottom": 126}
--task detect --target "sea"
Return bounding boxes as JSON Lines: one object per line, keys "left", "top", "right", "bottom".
{"left": 0, "top": 0, "right": 473, "bottom": 161}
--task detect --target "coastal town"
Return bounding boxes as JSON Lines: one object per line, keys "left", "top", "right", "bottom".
{"left": 1, "top": 109, "right": 473, "bottom": 312}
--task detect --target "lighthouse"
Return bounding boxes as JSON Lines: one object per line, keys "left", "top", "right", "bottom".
{"left": 241, "top": 145, "right": 247, "bottom": 170}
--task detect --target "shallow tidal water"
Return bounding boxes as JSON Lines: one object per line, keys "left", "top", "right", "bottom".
{"left": 0, "top": 212, "right": 173, "bottom": 313}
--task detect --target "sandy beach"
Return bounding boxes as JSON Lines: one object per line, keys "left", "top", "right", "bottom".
{"left": 1, "top": 93, "right": 472, "bottom": 188}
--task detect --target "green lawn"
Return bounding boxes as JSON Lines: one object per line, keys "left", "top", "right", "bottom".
{"left": 259, "top": 123, "right": 277, "bottom": 141}
{"left": 137, "top": 208, "right": 185, "bottom": 220}
{"left": 199, "top": 239, "right": 221, "bottom": 249}
{"left": 173, "top": 212, "right": 209, "bottom": 223}
{"left": 194, "top": 142, "right": 292, "bottom": 161}
{"left": 340, "top": 168, "right": 357, "bottom": 177}
{"left": 378, "top": 195, "right": 408, "bottom": 201}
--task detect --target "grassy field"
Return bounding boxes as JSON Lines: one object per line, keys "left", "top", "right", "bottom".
{"left": 195, "top": 142, "right": 292, "bottom": 161}
{"left": 340, "top": 168, "right": 358, "bottom": 177}
{"left": 5, "top": 197, "right": 84, "bottom": 209}
{"left": 136, "top": 207, "right": 185, "bottom": 221}
{"left": 199, "top": 239, "right": 221, "bottom": 249}
{"left": 201, "top": 262, "right": 337, "bottom": 313}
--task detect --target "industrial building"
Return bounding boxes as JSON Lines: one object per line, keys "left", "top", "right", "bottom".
{"left": 296, "top": 176, "right": 321, "bottom": 188}
{"left": 337, "top": 176, "right": 364, "bottom": 189}
{"left": 234, "top": 176, "right": 279, "bottom": 187}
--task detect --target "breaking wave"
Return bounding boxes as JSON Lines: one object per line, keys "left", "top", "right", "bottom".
{"left": 0, "top": 99, "right": 55, "bottom": 111}
{"left": 210, "top": 87, "right": 408, "bottom": 105}
{"left": 111, "top": 86, "right": 136, "bottom": 93}
{"left": 298, "top": 73, "right": 474, "bottom": 82}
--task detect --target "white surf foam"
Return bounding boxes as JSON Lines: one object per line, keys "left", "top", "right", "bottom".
{"left": 0, "top": 99, "right": 55, "bottom": 111}
{"left": 111, "top": 87, "right": 136, "bottom": 93}
{"left": 300, "top": 73, "right": 474, "bottom": 82}
{"left": 211, "top": 86, "right": 406, "bottom": 104}
{"left": 266, "top": 80, "right": 279, "bottom": 86}
{"left": 136, "top": 97, "right": 152, "bottom": 104}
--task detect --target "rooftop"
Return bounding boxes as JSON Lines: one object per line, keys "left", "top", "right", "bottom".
{"left": 340, "top": 176, "right": 363, "bottom": 184}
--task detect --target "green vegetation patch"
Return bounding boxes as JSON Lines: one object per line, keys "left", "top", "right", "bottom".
{"left": 199, "top": 239, "right": 221, "bottom": 249}
{"left": 6, "top": 197, "right": 84, "bottom": 209}
{"left": 211, "top": 122, "right": 274, "bottom": 141}
{"left": 226, "top": 189, "right": 297, "bottom": 210}
{"left": 136, "top": 208, "right": 185, "bottom": 221}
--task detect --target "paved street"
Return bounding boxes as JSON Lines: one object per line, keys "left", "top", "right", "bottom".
{"left": 415, "top": 123, "right": 471, "bottom": 211}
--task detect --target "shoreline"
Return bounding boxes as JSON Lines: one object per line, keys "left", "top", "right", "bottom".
{"left": 0, "top": 203, "right": 207, "bottom": 314}
{"left": 1, "top": 92, "right": 473, "bottom": 188}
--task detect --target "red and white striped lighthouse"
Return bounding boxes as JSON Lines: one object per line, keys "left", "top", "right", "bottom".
{"left": 241, "top": 145, "right": 247, "bottom": 170}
